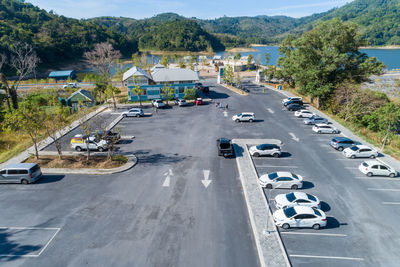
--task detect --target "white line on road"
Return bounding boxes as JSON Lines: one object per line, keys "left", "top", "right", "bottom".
{"left": 281, "top": 232, "right": 347, "bottom": 237}
{"left": 382, "top": 202, "right": 400, "bottom": 205}
{"left": 256, "top": 165, "right": 299, "bottom": 168}
{"left": 267, "top": 108, "right": 274, "bottom": 114}
{"left": 355, "top": 177, "right": 400, "bottom": 181}
{"left": 335, "top": 158, "right": 362, "bottom": 161}
{"left": 289, "top": 132, "right": 300, "bottom": 142}
{"left": 162, "top": 176, "right": 170, "bottom": 187}
{"left": 290, "top": 254, "right": 364, "bottom": 261}
{"left": 368, "top": 188, "right": 400, "bottom": 192}
{"left": 345, "top": 167, "right": 359, "bottom": 170}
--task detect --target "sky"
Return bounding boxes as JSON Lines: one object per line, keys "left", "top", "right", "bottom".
{"left": 27, "top": 0, "right": 352, "bottom": 20}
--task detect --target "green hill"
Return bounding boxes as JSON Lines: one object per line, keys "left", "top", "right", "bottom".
{"left": 0, "top": 0, "right": 138, "bottom": 65}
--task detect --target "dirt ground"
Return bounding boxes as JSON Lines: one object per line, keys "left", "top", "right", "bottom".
{"left": 26, "top": 155, "right": 127, "bottom": 169}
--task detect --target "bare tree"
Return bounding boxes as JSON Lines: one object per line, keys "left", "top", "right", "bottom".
{"left": 0, "top": 54, "right": 12, "bottom": 111}
{"left": 8, "top": 43, "right": 40, "bottom": 109}
{"left": 84, "top": 43, "right": 121, "bottom": 79}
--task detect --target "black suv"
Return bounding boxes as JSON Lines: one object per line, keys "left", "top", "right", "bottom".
{"left": 217, "top": 138, "right": 234, "bottom": 158}
{"left": 284, "top": 99, "right": 304, "bottom": 106}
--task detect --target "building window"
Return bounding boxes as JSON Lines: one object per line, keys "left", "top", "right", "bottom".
{"left": 179, "top": 87, "right": 185, "bottom": 94}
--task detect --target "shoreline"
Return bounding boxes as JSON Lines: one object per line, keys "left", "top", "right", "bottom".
{"left": 360, "top": 46, "right": 400, "bottom": 50}
{"left": 225, "top": 47, "right": 258, "bottom": 52}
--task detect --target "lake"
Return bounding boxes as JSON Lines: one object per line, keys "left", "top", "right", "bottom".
{"left": 215, "top": 46, "right": 400, "bottom": 70}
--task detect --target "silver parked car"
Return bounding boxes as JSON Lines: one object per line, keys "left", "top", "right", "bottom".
{"left": 304, "top": 115, "right": 328, "bottom": 125}
{"left": 249, "top": 144, "right": 281, "bottom": 157}
{"left": 358, "top": 160, "right": 397, "bottom": 177}
{"left": 0, "top": 163, "right": 42, "bottom": 184}
{"left": 259, "top": 171, "right": 303, "bottom": 189}
{"left": 122, "top": 108, "right": 144, "bottom": 117}
{"left": 343, "top": 145, "right": 378, "bottom": 159}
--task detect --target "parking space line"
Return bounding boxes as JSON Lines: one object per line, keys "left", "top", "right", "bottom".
{"left": 355, "top": 177, "right": 400, "bottom": 181}
{"left": 256, "top": 166, "right": 299, "bottom": 168}
{"left": 345, "top": 167, "right": 359, "bottom": 170}
{"left": 335, "top": 158, "right": 363, "bottom": 161}
{"left": 368, "top": 188, "right": 400, "bottom": 192}
{"left": 290, "top": 254, "right": 364, "bottom": 261}
{"left": 382, "top": 202, "right": 400, "bottom": 205}
{"left": 281, "top": 232, "right": 347, "bottom": 237}
{"left": 37, "top": 228, "right": 61, "bottom": 256}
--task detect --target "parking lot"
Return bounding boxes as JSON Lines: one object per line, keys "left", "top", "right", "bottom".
{"left": 2, "top": 78, "right": 400, "bottom": 266}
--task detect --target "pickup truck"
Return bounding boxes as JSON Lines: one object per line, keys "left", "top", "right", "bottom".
{"left": 70, "top": 136, "right": 109, "bottom": 152}
{"left": 217, "top": 138, "right": 234, "bottom": 158}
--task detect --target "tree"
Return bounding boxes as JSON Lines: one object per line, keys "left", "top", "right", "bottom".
{"left": 161, "top": 55, "right": 169, "bottom": 67}
{"left": 161, "top": 85, "right": 175, "bottom": 105}
{"left": 93, "top": 75, "right": 108, "bottom": 104}
{"left": 2, "top": 101, "right": 45, "bottom": 160}
{"left": 234, "top": 72, "right": 242, "bottom": 87}
{"left": 256, "top": 54, "right": 261, "bottom": 69}
{"left": 278, "top": 19, "right": 385, "bottom": 108}
{"left": 0, "top": 54, "right": 11, "bottom": 111}
{"left": 264, "top": 52, "right": 270, "bottom": 65}
{"left": 8, "top": 43, "right": 41, "bottom": 109}
{"left": 131, "top": 76, "right": 144, "bottom": 106}
{"left": 132, "top": 53, "right": 140, "bottom": 66}
{"left": 43, "top": 100, "right": 70, "bottom": 160}
{"left": 222, "top": 65, "right": 234, "bottom": 85}
{"left": 247, "top": 54, "right": 253, "bottom": 69}
{"left": 262, "top": 65, "right": 277, "bottom": 82}
{"left": 234, "top": 52, "right": 241, "bottom": 61}
{"left": 105, "top": 84, "right": 121, "bottom": 109}
{"left": 84, "top": 42, "right": 121, "bottom": 80}
{"left": 183, "top": 88, "right": 196, "bottom": 100}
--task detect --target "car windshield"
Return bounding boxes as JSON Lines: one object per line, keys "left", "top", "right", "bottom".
{"left": 286, "top": 193, "right": 296, "bottom": 202}
{"left": 268, "top": 173, "right": 278, "bottom": 180}
{"left": 237, "top": 113, "right": 242, "bottom": 117}
{"left": 283, "top": 207, "right": 297, "bottom": 218}
{"left": 313, "top": 208, "right": 322, "bottom": 217}
{"left": 256, "top": 145, "right": 264, "bottom": 150}
{"left": 362, "top": 162, "right": 369, "bottom": 167}
{"left": 307, "top": 194, "right": 317, "bottom": 202}
{"left": 350, "top": 146, "right": 359, "bottom": 151}
{"left": 291, "top": 173, "right": 298, "bottom": 179}
{"left": 220, "top": 143, "right": 231, "bottom": 149}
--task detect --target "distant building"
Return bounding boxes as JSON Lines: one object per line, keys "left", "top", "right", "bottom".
{"left": 123, "top": 65, "right": 199, "bottom": 102}
{"left": 49, "top": 70, "right": 76, "bottom": 81}
{"left": 67, "top": 89, "right": 94, "bottom": 110}
{"left": 213, "top": 55, "right": 223, "bottom": 60}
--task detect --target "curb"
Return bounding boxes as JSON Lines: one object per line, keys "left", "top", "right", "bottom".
{"left": 41, "top": 154, "right": 138, "bottom": 175}
{"left": 220, "top": 84, "right": 249, "bottom": 96}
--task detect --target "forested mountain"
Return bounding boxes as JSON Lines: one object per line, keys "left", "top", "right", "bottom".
{"left": 89, "top": 13, "right": 225, "bottom": 52}
{"left": 0, "top": 0, "right": 138, "bottom": 65}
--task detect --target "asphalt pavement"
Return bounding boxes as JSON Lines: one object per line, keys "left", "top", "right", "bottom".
{"left": 1, "top": 78, "right": 400, "bottom": 266}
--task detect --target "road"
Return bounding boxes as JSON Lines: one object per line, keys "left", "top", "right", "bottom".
{"left": 1, "top": 78, "right": 400, "bottom": 266}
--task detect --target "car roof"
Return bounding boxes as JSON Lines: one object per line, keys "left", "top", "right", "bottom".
{"left": 357, "top": 145, "right": 372, "bottom": 149}
{"left": 292, "top": 192, "right": 308, "bottom": 199}
{"left": 219, "top": 138, "right": 231, "bottom": 143}
{"left": 241, "top": 112, "right": 254, "bottom": 115}
{"left": 315, "top": 123, "right": 330, "bottom": 127}
{"left": 2, "top": 163, "right": 38, "bottom": 169}
{"left": 333, "top": 137, "right": 351, "bottom": 141}
{"left": 300, "top": 109, "right": 310, "bottom": 112}
{"left": 364, "top": 160, "right": 382, "bottom": 165}
{"left": 276, "top": 171, "right": 294, "bottom": 177}
{"left": 293, "top": 206, "right": 315, "bottom": 214}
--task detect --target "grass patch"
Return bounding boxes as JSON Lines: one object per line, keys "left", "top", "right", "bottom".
{"left": 25, "top": 154, "right": 128, "bottom": 169}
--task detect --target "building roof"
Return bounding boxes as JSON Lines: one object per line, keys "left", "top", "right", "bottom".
{"left": 123, "top": 66, "right": 152, "bottom": 82}
{"left": 150, "top": 63, "right": 165, "bottom": 72}
{"left": 49, "top": 70, "right": 75, "bottom": 78}
{"left": 67, "top": 89, "right": 93, "bottom": 102}
{"left": 151, "top": 68, "right": 199, "bottom": 83}
{"left": 213, "top": 55, "right": 222, "bottom": 60}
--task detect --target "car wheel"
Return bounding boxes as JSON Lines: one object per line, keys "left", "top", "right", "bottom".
{"left": 367, "top": 172, "right": 373, "bottom": 177}
{"left": 253, "top": 152, "right": 260, "bottom": 157}
{"left": 21, "top": 179, "right": 29, "bottom": 185}
{"left": 136, "top": 114, "right": 140, "bottom": 117}
{"left": 370, "top": 155, "right": 376, "bottom": 159}
{"left": 291, "top": 184, "right": 298, "bottom": 190}
{"left": 299, "top": 115, "right": 302, "bottom": 118}
{"left": 235, "top": 119, "right": 240, "bottom": 123}
{"left": 123, "top": 114, "right": 127, "bottom": 118}
{"left": 75, "top": 146, "right": 82, "bottom": 152}
{"left": 266, "top": 184, "right": 272, "bottom": 189}
{"left": 273, "top": 153, "right": 280, "bottom": 158}
{"left": 338, "top": 147, "right": 344, "bottom": 151}
{"left": 390, "top": 173, "right": 396, "bottom": 178}
{"left": 98, "top": 147, "right": 104, "bottom": 152}
{"left": 318, "top": 130, "right": 321, "bottom": 134}
{"left": 249, "top": 119, "right": 254, "bottom": 122}
{"left": 351, "top": 155, "right": 356, "bottom": 159}
{"left": 282, "top": 223, "right": 290, "bottom": 230}
{"left": 332, "top": 130, "right": 337, "bottom": 134}
{"left": 312, "top": 224, "right": 321, "bottom": 230}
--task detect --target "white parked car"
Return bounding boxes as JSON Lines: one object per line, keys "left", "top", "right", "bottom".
{"left": 275, "top": 192, "right": 321, "bottom": 209}
{"left": 152, "top": 99, "right": 166, "bottom": 108}
{"left": 312, "top": 123, "right": 339, "bottom": 134}
{"left": 273, "top": 206, "right": 327, "bottom": 230}
{"left": 121, "top": 108, "right": 144, "bottom": 117}
{"left": 294, "top": 109, "right": 314, "bottom": 118}
{"left": 63, "top": 82, "right": 78, "bottom": 89}
{"left": 358, "top": 160, "right": 397, "bottom": 177}
{"left": 232, "top": 112, "right": 255, "bottom": 122}
{"left": 249, "top": 144, "right": 281, "bottom": 157}
{"left": 343, "top": 145, "right": 378, "bottom": 159}
{"left": 282, "top": 97, "right": 302, "bottom": 105}
{"left": 70, "top": 136, "right": 109, "bottom": 152}
{"left": 259, "top": 171, "right": 303, "bottom": 189}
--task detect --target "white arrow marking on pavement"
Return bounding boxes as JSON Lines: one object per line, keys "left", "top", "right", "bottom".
{"left": 267, "top": 108, "right": 274, "bottom": 114}
{"left": 289, "top": 132, "right": 300, "bottom": 142}
{"left": 201, "top": 170, "right": 212, "bottom": 188}
{"left": 223, "top": 111, "right": 228, "bottom": 117}
{"left": 162, "top": 169, "right": 173, "bottom": 187}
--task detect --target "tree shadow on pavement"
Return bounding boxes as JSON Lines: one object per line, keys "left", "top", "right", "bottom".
{"left": 0, "top": 230, "right": 42, "bottom": 262}
{"left": 138, "top": 153, "right": 187, "bottom": 165}
{"left": 208, "top": 90, "right": 230, "bottom": 99}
